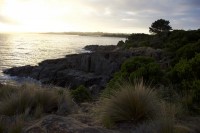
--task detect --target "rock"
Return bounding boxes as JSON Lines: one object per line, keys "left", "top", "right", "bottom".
{"left": 84, "top": 45, "right": 118, "bottom": 52}
{"left": 3, "top": 46, "right": 166, "bottom": 90}
{"left": 24, "top": 115, "right": 118, "bottom": 133}
{"left": 89, "top": 85, "right": 101, "bottom": 97}
{"left": 129, "top": 47, "right": 164, "bottom": 60}
{"left": 4, "top": 65, "right": 34, "bottom": 77}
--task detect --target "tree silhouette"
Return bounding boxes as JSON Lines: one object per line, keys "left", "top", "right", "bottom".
{"left": 149, "top": 19, "right": 172, "bottom": 34}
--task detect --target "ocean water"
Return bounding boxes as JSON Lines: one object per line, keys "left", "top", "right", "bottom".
{"left": 0, "top": 33, "right": 125, "bottom": 84}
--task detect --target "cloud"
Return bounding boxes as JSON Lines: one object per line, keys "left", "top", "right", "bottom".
{"left": 0, "top": 0, "right": 199, "bottom": 33}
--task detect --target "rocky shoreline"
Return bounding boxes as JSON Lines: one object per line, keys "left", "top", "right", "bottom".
{"left": 3, "top": 45, "right": 165, "bottom": 90}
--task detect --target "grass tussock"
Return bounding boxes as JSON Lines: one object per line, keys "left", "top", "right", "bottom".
{"left": 9, "top": 120, "right": 23, "bottom": 133}
{"left": 134, "top": 119, "right": 190, "bottom": 133}
{"left": 0, "top": 83, "right": 73, "bottom": 117}
{"left": 100, "top": 81, "right": 162, "bottom": 128}
{"left": 0, "top": 116, "right": 24, "bottom": 133}
{"left": 0, "top": 85, "right": 18, "bottom": 100}
{"left": 99, "top": 80, "right": 190, "bottom": 132}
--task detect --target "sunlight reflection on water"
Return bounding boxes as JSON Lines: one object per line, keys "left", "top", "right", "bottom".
{"left": 0, "top": 33, "right": 125, "bottom": 84}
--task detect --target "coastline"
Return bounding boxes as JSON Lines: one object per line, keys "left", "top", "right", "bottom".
{"left": 3, "top": 45, "right": 164, "bottom": 90}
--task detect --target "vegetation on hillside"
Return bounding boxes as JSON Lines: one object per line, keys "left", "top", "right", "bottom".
{"left": 109, "top": 27, "right": 200, "bottom": 115}
{"left": 98, "top": 25, "right": 200, "bottom": 131}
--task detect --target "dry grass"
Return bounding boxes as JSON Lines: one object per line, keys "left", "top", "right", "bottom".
{"left": 0, "top": 85, "right": 18, "bottom": 100}
{"left": 0, "top": 116, "right": 24, "bottom": 133}
{"left": 9, "top": 120, "right": 24, "bottom": 133}
{"left": 134, "top": 119, "right": 190, "bottom": 133}
{"left": 100, "top": 81, "right": 162, "bottom": 128}
{"left": 133, "top": 102, "right": 189, "bottom": 133}
{"left": 0, "top": 122, "right": 4, "bottom": 133}
{"left": 0, "top": 83, "right": 73, "bottom": 117}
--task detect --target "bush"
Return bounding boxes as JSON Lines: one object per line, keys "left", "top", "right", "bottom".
{"left": 169, "top": 53, "right": 200, "bottom": 86}
{"left": 117, "top": 40, "right": 125, "bottom": 46}
{"left": 70, "top": 85, "right": 92, "bottom": 103}
{"left": 168, "top": 54, "right": 200, "bottom": 112}
{"left": 175, "top": 40, "right": 200, "bottom": 60}
{"left": 122, "top": 57, "right": 163, "bottom": 84}
{"left": 103, "top": 57, "right": 163, "bottom": 97}
{"left": 100, "top": 81, "right": 161, "bottom": 128}
{"left": 166, "top": 30, "right": 200, "bottom": 52}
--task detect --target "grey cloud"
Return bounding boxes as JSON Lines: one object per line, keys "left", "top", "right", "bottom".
{"left": 81, "top": 0, "right": 200, "bottom": 31}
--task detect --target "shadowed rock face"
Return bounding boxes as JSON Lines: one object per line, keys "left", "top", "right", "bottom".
{"left": 84, "top": 45, "right": 118, "bottom": 52}
{"left": 4, "top": 47, "right": 165, "bottom": 89}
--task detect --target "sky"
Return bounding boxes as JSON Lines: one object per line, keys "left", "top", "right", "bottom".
{"left": 0, "top": 0, "right": 199, "bottom": 33}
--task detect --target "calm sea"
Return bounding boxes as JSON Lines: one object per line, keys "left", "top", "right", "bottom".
{"left": 0, "top": 33, "right": 125, "bottom": 84}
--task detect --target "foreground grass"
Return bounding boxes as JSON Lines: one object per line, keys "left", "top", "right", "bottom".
{"left": 99, "top": 81, "right": 191, "bottom": 132}
{"left": 0, "top": 83, "right": 73, "bottom": 117}
{"left": 0, "top": 83, "right": 75, "bottom": 132}
{"left": 101, "top": 81, "right": 161, "bottom": 127}
{"left": 0, "top": 82, "right": 196, "bottom": 133}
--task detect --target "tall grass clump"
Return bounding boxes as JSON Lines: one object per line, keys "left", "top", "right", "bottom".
{"left": 134, "top": 103, "right": 190, "bottom": 133}
{"left": 0, "top": 85, "right": 18, "bottom": 100}
{"left": 0, "top": 84, "right": 73, "bottom": 117}
{"left": 9, "top": 120, "right": 23, "bottom": 133}
{"left": 0, "top": 122, "right": 4, "bottom": 133}
{"left": 100, "top": 81, "right": 161, "bottom": 128}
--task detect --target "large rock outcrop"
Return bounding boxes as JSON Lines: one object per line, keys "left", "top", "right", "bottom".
{"left": 4, "top": 47, "right": 165, "bottom": 89}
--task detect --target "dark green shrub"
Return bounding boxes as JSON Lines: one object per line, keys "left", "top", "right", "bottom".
{"left": 121, "top": 56, "right": 163, "bottom": 85}
{"left": 168, "top": 59, "right": 193, "bottom": 84}
{"left": 117, "top": 40, "right": 125, "bottom": 46}
{"left": 169, "top": 53, "right": 200, "bottom": 85}
{"left": 166, "top": 30, "right": 200, "bottom": 52}
{"left": 102, "top": 57, "right": 164, "bottom": 97}
{"left": 175, "top": 40, "right": 200, "bottom": 61}
{"left": 121, "top": 57, "right": 155, "bottom": 73}
{"left": 129, "top": 62, "right": 163, "bottom": 84}
{"left": 71, "top": 85, "right": 92, "bottom": 103}
{"left": 168, "top": 54, "right": 200, "bottom": 112}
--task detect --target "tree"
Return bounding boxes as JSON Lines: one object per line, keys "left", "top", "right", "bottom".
{"left": 149, "top": 19, "right": 172, "bottom": 34}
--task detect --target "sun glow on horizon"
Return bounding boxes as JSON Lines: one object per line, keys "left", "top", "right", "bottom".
{"left": 0, "top": 0, "right": 199, "bottom": 33}
{"left": 0, "top": 0, "right": 149, "bottom": 33}
{"left": 0, "top": 0, "right": 82, "bottom": 32}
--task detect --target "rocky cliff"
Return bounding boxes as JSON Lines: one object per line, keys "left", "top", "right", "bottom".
{"left": 4, "top": 46, "right": 165, "bottom": 89}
